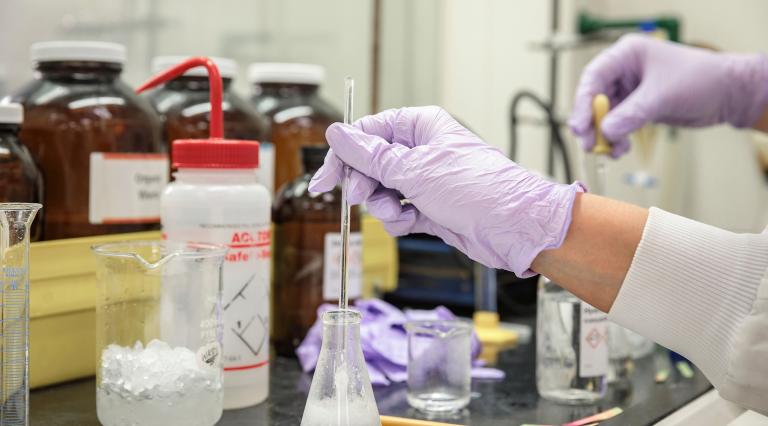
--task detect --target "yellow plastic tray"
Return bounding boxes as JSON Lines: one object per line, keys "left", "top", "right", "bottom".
{"left": 28, "top": 215, "right": 396, "bottom": 389}
{"left": 29, "top": 231, "right": 161, "bottom": 388}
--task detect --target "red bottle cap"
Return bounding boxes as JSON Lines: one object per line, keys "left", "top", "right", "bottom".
{"left": 136, "top": 56, "right": 259, "bottom": 169}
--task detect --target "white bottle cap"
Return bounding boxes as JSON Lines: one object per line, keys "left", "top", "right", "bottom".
{"left": 0, "top": 103, "right": 23, "bottom": 124}
{"left": 152, "top": 56, "right": 238, "bottom": 79}
{"left": 247, "top": 63, "right": 324, "bottom": 85}
{"left": 31, "top": 41, "right": 126, "bottom": 64}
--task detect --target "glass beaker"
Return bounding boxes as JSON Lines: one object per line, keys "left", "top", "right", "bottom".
{"left": 405, "top": 320, "right": 472, "bottom": 412}
{"left": 301, "top": 310, "right": 380, "bottom": 426}
{"left": 0, "top": 203, "right": 41, "bottom": 426}
{"left": 536, "top": 276, "right": 607, "bottom": 404}
{"left": 92, "top": 241, "right": 226, "bottom": 426}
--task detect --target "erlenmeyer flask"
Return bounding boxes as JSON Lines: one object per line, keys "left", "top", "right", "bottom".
{"left": 0, "top": 203, "right": 41, "bottom": 426}
{"left": 301, "top": 309, "right": 380, "bottom": 426}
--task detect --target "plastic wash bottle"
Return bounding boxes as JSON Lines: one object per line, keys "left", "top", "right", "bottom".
{"left": 137, "top": 57, "right": 271, "bottom": 409}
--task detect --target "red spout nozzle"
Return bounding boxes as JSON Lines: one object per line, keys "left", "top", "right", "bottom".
{"left": 136, "top": 56, "right": 223, "bottom": 139}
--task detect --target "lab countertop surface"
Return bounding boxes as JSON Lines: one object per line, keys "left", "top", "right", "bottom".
{"left": 31, "top": 320, "right": 711, "bottom": 426}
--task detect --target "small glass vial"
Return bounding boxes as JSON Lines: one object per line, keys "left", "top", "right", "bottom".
{"left": 0, "top": 103, "right": 43, "bottom": 240}
{"left": 536, "top": 276, "right": 607, "bottom": 404}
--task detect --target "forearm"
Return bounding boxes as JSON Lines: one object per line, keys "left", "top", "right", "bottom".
{"left": 530, "top": 193, "right": 648, "bottom": 312}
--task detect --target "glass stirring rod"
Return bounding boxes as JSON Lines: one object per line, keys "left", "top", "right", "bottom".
{"left": 338, "top": 77, "right": 354, "bottom": 310}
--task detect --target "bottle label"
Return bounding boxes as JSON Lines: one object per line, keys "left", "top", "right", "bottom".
{"left": 89, "top": 152, "right": 168, "bottom": 224}
{"left": 579, "top": 301, "right": 609, "bottom": 377}
{"left": 197, "top": 341, "right": 222, "bottom": 372}
{"left": 164, "top": 222, "right": 271, "bottom": 373}
{"left": 323, "top": 232, "right": 363, "bottom": 300}
{"left": 221, "top": 226, "right": 272, "bottom": 371}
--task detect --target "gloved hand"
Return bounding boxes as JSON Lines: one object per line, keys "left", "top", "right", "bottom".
{"left": 309, "top": 106, "right": 584, "bottom": 277}
{"left": 569, "top": 34, "right": 768, "bottom": 157}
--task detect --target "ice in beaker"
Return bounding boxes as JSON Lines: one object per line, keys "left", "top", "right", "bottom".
{"left": 0, "top": 203, "right": 40, "bottom": 426}
{"left": 92, "top": 241, "right": 226, "bottom": 426}
{"left": 301, "top": 309, "right": 380, "bottom": 426}
{"left": 536, "top": 276, "right": 608, "bottom": 404}
{"left": 405, "top": 320, "right": 472, "bottom": 413}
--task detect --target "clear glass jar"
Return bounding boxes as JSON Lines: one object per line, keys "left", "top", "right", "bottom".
{"left": 536, "top": 276, "right": 608, "bottom": 404}
{"left": 92, "top": 241, "right": 226, "bottom": 426}
{"left": 405, "top": 320, "right": 472, "bottom": 412}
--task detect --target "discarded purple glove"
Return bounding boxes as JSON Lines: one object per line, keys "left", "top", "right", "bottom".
{"left": 295, "top": 299, "right": 505, "bottom": 386}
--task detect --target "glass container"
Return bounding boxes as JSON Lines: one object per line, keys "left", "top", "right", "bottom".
{"left": 92, "top": 241, "right": 226, "bottom": 426}
{"left": 536, "top": 276, "right": 607, "bottom": 404}
{"left": 0, "top": 203, "right": 41, "bottom": 426}
{"left": 301, "top": 310, "right": 379, "bottom": 426}
{"left": 10, "top": 41, "right": 165, "bottom": 240}
{"left": 146, "top": 56, "right": 268, "bottom": 163}
{"left": 405, "top": 320, "right": 472, "bottom": 412}
{"left": 272, "top": 146, "right": 361, "bottom": 356}
{"left": 249, "top": 63, "right": 341, "bottom": 192}
{"left": 0, "top": 105, "right": 43, "bottom": 241}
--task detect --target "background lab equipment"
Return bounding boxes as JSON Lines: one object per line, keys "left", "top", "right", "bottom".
{"left": 1, "top": 0, "right": 767, "bottom": 425}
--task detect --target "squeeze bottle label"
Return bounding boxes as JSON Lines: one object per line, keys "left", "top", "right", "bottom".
{"left": 579, "top": 301, "right": 609, "bottom": 377}
{"left": 164, "top": 222, "right": 271, "bottom": 371}
{"left": 323, "top": 232, "right": 362, "bottom": 300}
{"left": 89, "top": 152, "right": 168, "bottom": 224}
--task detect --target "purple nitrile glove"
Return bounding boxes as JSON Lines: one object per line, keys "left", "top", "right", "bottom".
{"left": 295, "top": 299, "right": 505, "bottom": 386}
{"left": 569, "top": 34, "right": 768, "bottom": 158}
{"left": 309, "top": 106, "right": 584, "bottom": 278}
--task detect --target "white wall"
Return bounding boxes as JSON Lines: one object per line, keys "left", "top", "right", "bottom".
{"left": 440, "top": 0, "right": 551, "bottom": 170}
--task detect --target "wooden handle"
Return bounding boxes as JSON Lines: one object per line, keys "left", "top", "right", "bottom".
{"left": 380, "top": 415, "right": 462, "bottom": 426}
{"left": 592, "top": 94, "right": 611, "bottom": 155}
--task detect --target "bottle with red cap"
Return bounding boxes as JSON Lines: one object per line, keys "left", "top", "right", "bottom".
{"left": 137, "top": 57, "right": 271, "bottom": 409}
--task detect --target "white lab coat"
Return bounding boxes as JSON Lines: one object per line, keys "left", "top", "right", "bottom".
{"left": 609, "top": 208, "right": 768, "bottom": 416}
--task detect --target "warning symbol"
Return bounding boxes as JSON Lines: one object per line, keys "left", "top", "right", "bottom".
{"left": 586, "top": 327, "right": 603, "bottom": 349}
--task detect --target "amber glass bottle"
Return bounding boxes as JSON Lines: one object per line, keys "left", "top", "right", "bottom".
{"left": 0, "top": 103, "right": 43, "bottom": 240}
{"left": 146, "top": 56, "right": 268, "bottom": 162}
{"left": 10, "top": 41, "right": 165, "bottom": 240}
{"left": 248, "top": 63, "right": 341, "bottom": 193}
{"left": 273, "top": 146, "right": 362, "bottom": 356}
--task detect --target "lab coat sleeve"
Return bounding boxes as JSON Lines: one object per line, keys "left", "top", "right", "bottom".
{"left": 608, "top": 207, "right": 768, "bottom": 414}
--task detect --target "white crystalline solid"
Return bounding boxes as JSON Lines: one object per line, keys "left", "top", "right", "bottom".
{"left": 300, "top": 398, "right": 380, "bottom": 426}
{"left": 97, "top": 340, "right": 223, "bottom": 426}
{"left": 301, "top": 363, "right": 379, "bottom": 426}
{"left": 99, "top": 339, "right": 220, "bottom": 400}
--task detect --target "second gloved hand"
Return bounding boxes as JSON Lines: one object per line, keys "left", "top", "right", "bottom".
{"left": 570, "top": 34, "right": 768, "bottom": 157}
{"left": 309, "top": 106, "right": 584, "bottom": 277}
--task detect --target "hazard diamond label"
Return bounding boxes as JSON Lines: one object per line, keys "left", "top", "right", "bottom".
{"left": 586, "top": 327, "right": 603, "bottom": 349}
{"left": 579, "top": 302, "right": 609, "bottom": 377}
